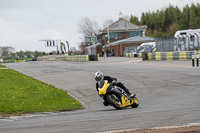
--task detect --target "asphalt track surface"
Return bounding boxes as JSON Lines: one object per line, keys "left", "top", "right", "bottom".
{"left": 1, "top": 57, "right": 200, "bottom": 133}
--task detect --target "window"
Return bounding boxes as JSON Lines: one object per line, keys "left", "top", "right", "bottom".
{"left": 85, "top": 37, "right": 91, "bottom": 42}
{"left": 127, "top": 31, "right": 141, "bottom": 37}
{"left": 109, "top": 32, "right": 121, "bottom": 39}
{"left": 85, "top": 37, "right": 97, "bottom": 44}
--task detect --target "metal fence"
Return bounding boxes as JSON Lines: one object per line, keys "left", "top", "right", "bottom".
{"left": 155, "top": 35, "right": 200, "bottom": 52}
{"left": 124, "top": 46, "right": 138, "bottom": 56}
{"left": 155, "top": 37, "right": 177, "bottom": 52}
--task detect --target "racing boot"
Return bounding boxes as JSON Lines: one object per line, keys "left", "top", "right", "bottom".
{"left": 126, "top": 89, "right": 135, "bottom": 98}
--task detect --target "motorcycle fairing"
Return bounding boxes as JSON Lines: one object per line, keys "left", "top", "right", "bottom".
{"left": 98, "top": 80, "right": 110, "bottom": 95}
{"left": 121, "top": 95, "right": 134, "bottom": 107}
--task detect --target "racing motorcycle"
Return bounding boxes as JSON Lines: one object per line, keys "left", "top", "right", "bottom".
{"left": 98, "top": 80, "right": 139, "bottom": 109}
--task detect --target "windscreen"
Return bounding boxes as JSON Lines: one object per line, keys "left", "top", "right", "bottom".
{"left": 98, "top": 80, "right": 105, "bottom": 88}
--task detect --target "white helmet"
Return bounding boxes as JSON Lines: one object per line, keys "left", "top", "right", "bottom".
{"left": 94, "top": 71, "right": 104, "bottom": 81}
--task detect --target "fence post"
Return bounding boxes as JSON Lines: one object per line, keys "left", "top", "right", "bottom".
{"left": 192, "top": 51, "right": 195, "bottom": 67}
{"left": 194, "top": 33, "right": 199, "bottom": 67}
{"left": 197, "top": 50, "right": 199, "bottom": 67}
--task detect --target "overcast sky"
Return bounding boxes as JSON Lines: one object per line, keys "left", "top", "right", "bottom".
{"left": 0, "top": 0, "right": 199, "bottom": 52}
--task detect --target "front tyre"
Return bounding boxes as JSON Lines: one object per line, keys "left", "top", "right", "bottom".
{"left": 106, "top": 93, "right": 123, "bottom": 110}
{"left": 131, "top": 97, "right": 139, "bottom": 108}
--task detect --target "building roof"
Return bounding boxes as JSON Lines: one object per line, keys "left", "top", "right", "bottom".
{"left": 103, "top": 36, "right": 155, "bottom": 48}
{"left": 85, "top": 43, "right": 101, "bottom": 49}
{"left": 102, "top": 18, "right": 147, "bottom": 32}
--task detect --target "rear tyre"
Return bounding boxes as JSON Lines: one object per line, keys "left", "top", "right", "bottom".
{"left": 131, "top": 97, "right": 139, "bottom": 108}
{"left": 106, "top": 93, "right": 123, "bottom": 110}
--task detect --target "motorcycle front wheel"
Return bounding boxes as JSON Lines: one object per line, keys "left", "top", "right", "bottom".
{"left": 131, "top": 97, "right": 139, "bottom": 108}
{"left": 106, "top": 93, "right": 123, "bottom": 110}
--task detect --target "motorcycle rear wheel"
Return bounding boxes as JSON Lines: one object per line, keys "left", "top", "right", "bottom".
{"left": 106, "top": 93, "right": 123, "bottom": 110}
{"left": 131, "top": 97, "right": 139, "bottom": 108}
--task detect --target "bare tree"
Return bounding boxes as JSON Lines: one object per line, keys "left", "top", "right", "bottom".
{"left": 78, "top": 17, "right": 99, "bottom": 36}
{"left": 123, "top": 15, "right": 130, "bottom": 21}
{"left": 103, "top": 19, "right": 114, "bottom": 29}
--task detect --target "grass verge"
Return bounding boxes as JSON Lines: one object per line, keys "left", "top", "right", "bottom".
{"left": 3, "top": 58, "right": 34, "bottom": 63}
{"left": 0, "top": 64, "right": 7, "bottom": 68}
{"left": 0, "top": 68, "right": 83, "bottom": 116}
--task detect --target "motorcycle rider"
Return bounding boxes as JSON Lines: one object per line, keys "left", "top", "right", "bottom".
{"left": 95, "top": 71, "right": 135, "bottom": 106}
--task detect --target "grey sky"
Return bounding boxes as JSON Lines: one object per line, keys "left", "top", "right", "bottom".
{"left": 0, "top": 0, "right": 199, "bottom": 52}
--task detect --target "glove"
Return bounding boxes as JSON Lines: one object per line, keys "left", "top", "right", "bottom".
{"left": 111, "top": 80, "right": 117, "bottom": 84}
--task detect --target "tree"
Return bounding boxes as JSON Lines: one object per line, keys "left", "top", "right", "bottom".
{"left": 0, "top": 46, "right": 15, "bottom": 58}
{"left": 130, "top": 15, "right": 140, "bottom": 25}
{"left": 168, "top": 23, "right": 180, "bottom": 36}
{"left": 33, "top": 51, "right": 43, "bottom": 58}
{"left": 103, "top": 19, "right": 114, "bottom": 29}
{"left": 195, "top": 17, "right": 200, "bottom": 28}
{"left": 16, "top": 51, "right": 24, "bottom": 58}
{"left": 129, "top": 3, "right": 200, "bottom": 38}
{"left": 140, "top": 13, "right": 147, "bottom": 25}
{"left": 78, "top": 17, "right": 99, "bottom": 36}
{"left": 161, "top": 5, "right": 178, "bottom": 31}
{"left": 180, "top": 5, "right": 190, "bottom": 29}
{"left": 23, "top": 51, "right": 32, "bottom": 58}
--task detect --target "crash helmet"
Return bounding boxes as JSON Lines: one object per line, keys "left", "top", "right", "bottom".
{"left": 94, "top": 71, "right": 104, "bottom": 81}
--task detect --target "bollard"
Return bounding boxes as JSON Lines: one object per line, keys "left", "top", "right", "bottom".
{"left": 197, "top": 51, "right": 199, "bottom": 67}
{"left": 192, "top": 51, "right": 195, "bottom": 67}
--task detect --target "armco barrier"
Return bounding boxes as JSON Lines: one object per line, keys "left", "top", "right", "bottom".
{"left": 126, "top": 51, "right": 200, "bottom": 61}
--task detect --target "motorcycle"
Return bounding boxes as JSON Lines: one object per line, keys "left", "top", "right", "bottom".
{"left": 98, "top": 80, "right": 139, "bottom": 109}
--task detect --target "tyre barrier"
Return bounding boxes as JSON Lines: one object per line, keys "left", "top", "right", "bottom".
{"left": 166, "top": 52, "right": 173, "bottom": 60}
{"left": 138, "top": 53, "right": 142, "bottom": 58}
{"left": 125, "top": 53, "right": 132, "bottom": 57}
{"left": 125, "top": 51, "right": 200, "bottom": 61}
{"left": 66, "top": 55, "right": 89, "bottom": 62}
{"left": 41, "top": 55, "right": 90, "bottom": 62}
{"left": 125, "top": 53, "right": 139, "bottom": 58}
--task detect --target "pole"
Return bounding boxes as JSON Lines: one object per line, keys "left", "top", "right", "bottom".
{"left": 190, "top": 34, "right": 196, "bottom": 67}
{"left": 107, "top": 27, "right": 110, "bottom": 44}
{"left": 192, "top": 51, "right": 195, "bottom": 67}
{"left": 185, "top": 34, "right": 190, "bottom": 51}
{"left": 185, "top": 34, "right": 194, "bottom": 67}
{"left": 177, "top": 35, "right": 182, "bottom": 51}
{"left": 197, "top": 51, "right": 199, "bottom": 67}
{"left": 194, "top": 33, "right": 199, "bottom": 67}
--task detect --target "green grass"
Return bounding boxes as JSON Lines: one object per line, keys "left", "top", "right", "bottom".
{"left": 24, "top": 58, "right": 34, "bottom": 61}
{"left": 0, "top": 69, "right": 83, "bottom": 115}
{"left": 3, "top": 58, "right": 34, "bottom": 63}
{"left": 0, "top": 65, "right": 6, "bottom": 68}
